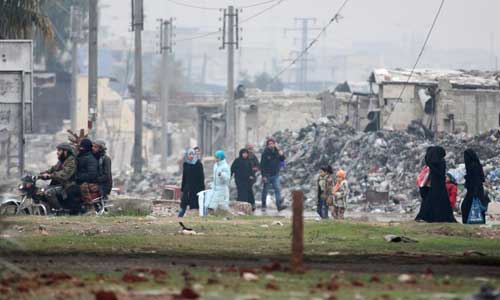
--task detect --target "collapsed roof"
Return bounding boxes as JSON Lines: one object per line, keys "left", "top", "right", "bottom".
{"left": 370, "top": 68, "right": 500, "bottom": 90}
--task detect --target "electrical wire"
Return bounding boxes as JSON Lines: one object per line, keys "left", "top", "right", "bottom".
{"left": 395, "top": 0, "right": 446, "bottom": 101}
{"left": 240, "top": 0, "right": 285, "bottom": 23}
{"left": 165, "top": 0, "right": 220, "bottom": 11}
{"left": 381, "top": 0, "right": 446, "bottom": 127}
{"left": 240, "top": 0, "right": 281, "bottom": 9}
{"left": 174, "top": 30, "right": 220, "bottom": 43}
{"left": 268, "top": 0, "right": 351, "bottom": 85}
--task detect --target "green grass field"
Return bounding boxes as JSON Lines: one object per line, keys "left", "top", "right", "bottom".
{"left": 0, "top": 216, "right": 499, "bottom": 300}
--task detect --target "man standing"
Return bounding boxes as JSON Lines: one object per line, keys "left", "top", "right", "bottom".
{"left": 260, "top": 138, "right": 286, "bottom": 212}
{"left": 92, "top": 140, "right": 113, "bottom": 198}
{"left": 40, "top": 143, "right": 77, "bottom": 212}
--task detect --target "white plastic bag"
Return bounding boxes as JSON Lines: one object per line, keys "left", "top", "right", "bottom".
{"left": 197, "top": 189, "right": 213, "bottom": 216}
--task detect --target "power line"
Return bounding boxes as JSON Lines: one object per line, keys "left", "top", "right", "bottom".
{"left": 240, "top": 0, "right": 281, "bottom": 9}
{"left": 241, "top": 0, "right": 285, "bottom": 23}
{"left": 165, "top": 0, "right": 220, "bottom": 11}
{"left": 268, "top": 0, "right": 351, "bottom": 85}
{"left": 395, "top": 0, "right": 446, "bottom": 102}
{"left": 174, "top": 30, "right": 220, "bottom": 43}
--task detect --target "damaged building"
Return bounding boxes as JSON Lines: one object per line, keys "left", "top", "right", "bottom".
{"left": 192, "top": 92, "right": 322, "bottom": 155}
{"left": 370, "top": 68, "right": 500, "bottom": 134}
{"left": 318, "top": 69, "right": 500, "bottom": 135}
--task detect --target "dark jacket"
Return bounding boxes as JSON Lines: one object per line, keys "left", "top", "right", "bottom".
{"left": 181, "top": 161, "right": 205, "bottom": 209}
{"left": 96, "top": 152, "right": 113, "bottom": 196}
{"left": 75, "top": 150, "right": 99, "bottom": 184}
{"left": 46, "top": 155, "right": 77, "bottom": 189}
{"left": 260, "top": 147, "right": 285, "bottom": 178}
{"left": 231, "top": 151, "right": 256, "bottom": 187}
{"left": 248, "top": 152, "right": 260, "bottom": 173}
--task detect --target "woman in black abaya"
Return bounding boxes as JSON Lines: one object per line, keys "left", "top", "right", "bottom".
{"left": 415, "top": 146, "right": 456, "bottom": 223}
{"left": 461, "top": 149, "right": 490, "bottom": 224}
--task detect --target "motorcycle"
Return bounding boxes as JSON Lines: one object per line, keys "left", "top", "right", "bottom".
{"left": 0, "top": 175, "right": 109, "bottom": 216}
{"left": 0, "top": 175, "right": 48, "bottom": 216}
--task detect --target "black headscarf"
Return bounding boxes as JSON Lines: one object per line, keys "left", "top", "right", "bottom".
{"left": 79, "top": 138, "right": 93, "bottom": 153}
{"left": 464, "top": 149, "right": 485, "bottom": 183}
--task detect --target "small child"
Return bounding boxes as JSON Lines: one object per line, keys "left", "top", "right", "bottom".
{"left": 445, "top": 173, "right": 458, "bottom": 210}
{"left": 332, "top": 169, "right": 349, "bottom": 219}
{"left": 317, "top": 165, "right": 334, "bottom": 219}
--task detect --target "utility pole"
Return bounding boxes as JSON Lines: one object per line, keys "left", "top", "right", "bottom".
{"left": 285, "top": 18, "right": 321, "bottom": 91}
{"left": 159, "top": 18, "right": 173, "bottom": 171}
{"left": 70, "top": 6, "right": 83, "bottom": 130}
{"left": 132, "top": 0, "right": 144, "bottom": 175}
{"left": 88, "top": 0, "right": 98, "bottom": 132}
{"left": 221, "top": 6, "right": 239, "bottom": 159}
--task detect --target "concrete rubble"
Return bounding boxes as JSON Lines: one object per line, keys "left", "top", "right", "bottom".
{"left": 273, "top": 117, "right": 500, "bottom": 212}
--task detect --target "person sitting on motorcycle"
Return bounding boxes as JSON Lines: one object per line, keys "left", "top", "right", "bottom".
{"left": 40, "top": 143, "right": 77, "bottom": 212}
{"left": 92, "top": 140, "right": 113, "bottom": 198}
{"left": 76, "top": 138, "right": 100, "bottom": 209}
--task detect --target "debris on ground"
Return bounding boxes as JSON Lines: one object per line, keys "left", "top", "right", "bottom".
{"left": 473, "top": 284, "right": 500, "bottom": 300}
{"left": 270, "top": 117, "right": 500, "bottom": 212}
{"left": 383, "top": 235, "right": 418, "bottom": 243}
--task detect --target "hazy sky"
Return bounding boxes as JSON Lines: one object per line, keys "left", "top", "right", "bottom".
{"left": 98, "top": 0, "right": 500, "bottom": 82}
{"left": 100, "top": 0, "right": 500, "bottom": 49}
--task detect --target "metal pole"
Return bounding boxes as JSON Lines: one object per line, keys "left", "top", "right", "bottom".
{"left": 226, "top": 6, "right": 236, "bottom": 159}
{"left": 88, "top": 0, "right": 98, "bottom": 133}
{"left": 19, "top": 72, "right": 25, "bottom": 175}
{"left": 70, "top": 6, "right": 82, "bottom": 130}
{"left": 301, "top": 19, "right": 308, "bottom": 91}
{"left": 132, "top": 0, "right": 144, "bottom": 175}
{"left": 160, "top": 19, "right": 172, "bottom": 171}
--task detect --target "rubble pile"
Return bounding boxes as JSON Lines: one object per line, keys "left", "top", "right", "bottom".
{"left": 273, "top": 117, "right": 500, "bottom": 210}
{"left": 114, "top": 170, "right": 179, "bottom": 198}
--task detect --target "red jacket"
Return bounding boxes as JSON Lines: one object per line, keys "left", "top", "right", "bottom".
{"left": 445, "top": 181, "right": 457, "bottom": 209}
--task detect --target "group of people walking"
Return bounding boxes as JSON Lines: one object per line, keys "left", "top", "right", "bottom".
{"left": 415, "top": 146, "right": 490, "bottom": 224}
{"left": 178, "top": 138, "right": 287, "bottom": 217}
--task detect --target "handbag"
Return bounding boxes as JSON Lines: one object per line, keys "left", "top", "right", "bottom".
{"left": 467, "top": 197, "right": 486, "bottom": 224}
{"left": 416, "top": 166, "right": 430, "bottom": 188}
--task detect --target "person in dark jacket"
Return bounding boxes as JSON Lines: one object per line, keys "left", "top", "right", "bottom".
{"left": 179, "top": 148, "right": 205, "bottom": 217}
{"left": 415, "top": 146, "right": 456, "bottom": 223}
{"left": 461, "top": 149, "right": 490, "bottom": 224}
{"left": 92, "top": 140, "right": 113, "bottom": 198}
{"left": 231, "top": 148, "right": 256, "bottom": 210}
{"left": 75, "top": 139, "right": 99, "bottom": 184}
{"left": 260, "top": 138, "right": 286, "bottom": 212}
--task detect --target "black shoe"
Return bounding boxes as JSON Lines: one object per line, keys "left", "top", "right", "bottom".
{"left": 261, "top": 207, "right": 267, "bottom": 212}
{"left": 278, "top": 205, "right": 288, "bottom": 212}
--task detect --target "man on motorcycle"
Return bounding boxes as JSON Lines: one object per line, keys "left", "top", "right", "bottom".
{"left": 92, "top": 140, "right": 113, "bottom": 198}
{"left": 40, "top": 143, "right": 77, "bottom": 212}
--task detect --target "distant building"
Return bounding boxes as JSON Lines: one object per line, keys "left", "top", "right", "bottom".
{"left": 370, "top": 68, "right": 500, "bottom": 134}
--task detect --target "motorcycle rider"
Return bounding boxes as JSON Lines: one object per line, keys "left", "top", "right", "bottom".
{"left": 76, "top": 138, "right": 99, "bottom": 210}
{"left": 40, "top": 143, "right": 77, "bottom": 212}
{"left": 92, "top": 140, "right": 113, "bottom": 198}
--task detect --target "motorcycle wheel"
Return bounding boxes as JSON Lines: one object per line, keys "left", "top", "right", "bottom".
{"left": 0, "top": 203, "right": 19, "bottom": 216}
